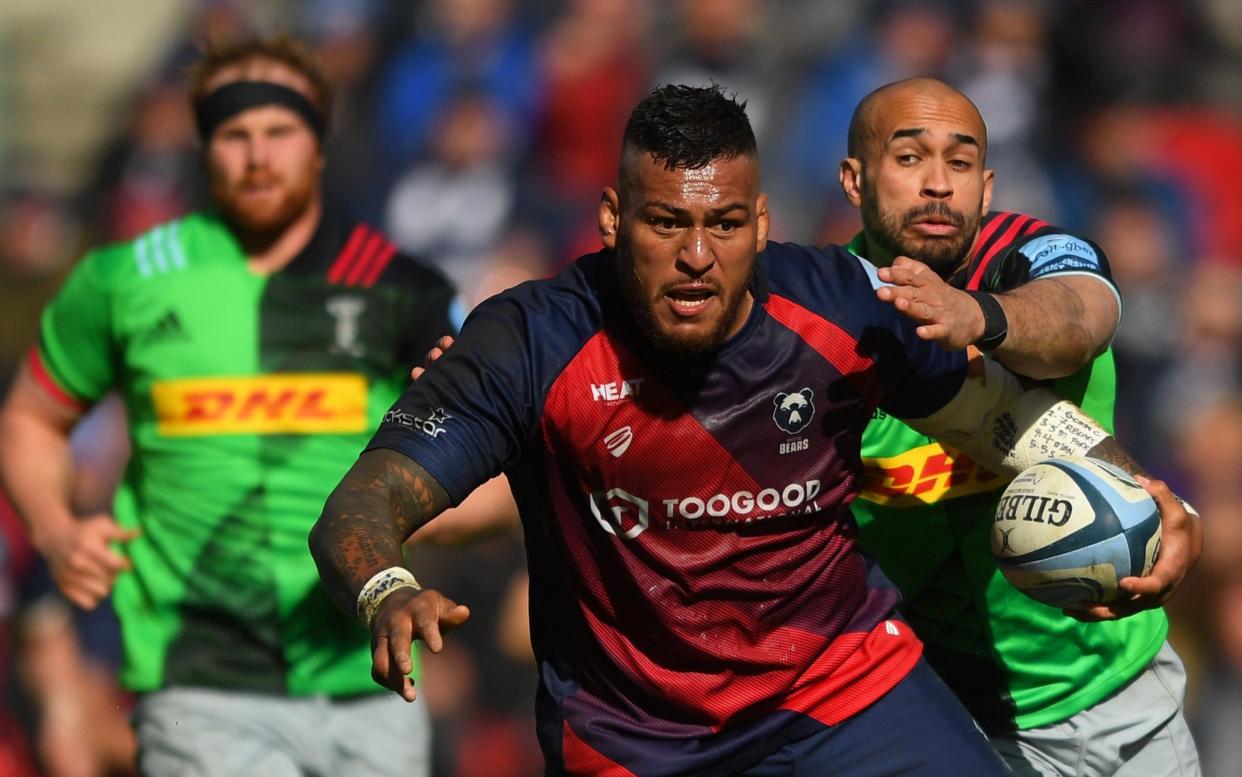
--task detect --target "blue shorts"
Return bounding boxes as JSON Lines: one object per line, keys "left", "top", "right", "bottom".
{"left": 736, "top": 659, "right": 1011, "bottom": 777}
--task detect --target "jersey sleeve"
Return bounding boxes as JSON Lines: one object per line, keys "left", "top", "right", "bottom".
{"left": 366, "top": 292, "right": 537, "bottom": 504}
{"left": 840, "top": 251, "right": 970, "bottom": 420}
{"left": 36, "top": 249, "right": 118, "bottom": 404}
{"left": 986, "top": 231, "right": 1120, "bottom": 303}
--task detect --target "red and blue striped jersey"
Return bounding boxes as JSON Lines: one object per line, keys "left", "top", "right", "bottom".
{"left": 368, "top": 241, "right": 969, "bottom": 776}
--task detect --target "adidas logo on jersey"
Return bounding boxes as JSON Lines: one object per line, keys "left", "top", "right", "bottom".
{"left": 139, "top": 310, "right": 189, "bottom": 345}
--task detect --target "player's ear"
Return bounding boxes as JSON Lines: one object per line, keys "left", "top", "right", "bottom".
{"left": 839, "top": 157, "right": 863, "bottom": 208}
{"left": 981, "top": 167, "right": 995, "bottom": 216}
{"left": 599, "top": 187, "right": 621, "bottom": 249}
{"left": 755, "top": 192, "right": 770, "bottom": 253}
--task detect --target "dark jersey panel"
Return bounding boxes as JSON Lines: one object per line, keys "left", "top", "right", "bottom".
{"left": 367, "top": 246, "right": 971, "bottom": 775}
{"left": 761, "top": 241, "right": 968, "bottom": 420}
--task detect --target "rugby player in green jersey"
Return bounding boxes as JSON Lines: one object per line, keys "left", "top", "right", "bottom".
{"left": 0, "top": 36, "right": 511, "bottom": 777}
{"left": 840, "top": 78, "right": 1203, "bottom": 775}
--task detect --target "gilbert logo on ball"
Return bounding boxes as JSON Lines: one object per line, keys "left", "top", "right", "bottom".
{"left": 991, "top": 456, "right": 1161, "bottom": 608}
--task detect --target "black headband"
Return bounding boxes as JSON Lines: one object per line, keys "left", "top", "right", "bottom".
{"left": 194, "top": 81, "right": 326, "bottom": 142}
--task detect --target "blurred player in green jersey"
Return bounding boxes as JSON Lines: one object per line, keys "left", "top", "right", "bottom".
{"left": 0, "top": 36, "right": 511, "bottom": 777}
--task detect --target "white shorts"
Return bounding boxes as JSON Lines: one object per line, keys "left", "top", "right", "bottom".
{"left": 989, "top": 641, "right": 1200, "bottom": 777}
{"left": 134, "top": 687, "right": 431, "bottom": 777}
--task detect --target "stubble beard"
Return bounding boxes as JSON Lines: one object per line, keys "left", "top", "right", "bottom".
{"left": 617, "top": 238, "right": 749, "bottom": 358}
{"left": 862, "top": 188, "right": 980, "bottom": 279}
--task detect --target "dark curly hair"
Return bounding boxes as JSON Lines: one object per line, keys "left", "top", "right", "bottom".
{"left": 621, "top": 84, "right": 756, "bottom": 173}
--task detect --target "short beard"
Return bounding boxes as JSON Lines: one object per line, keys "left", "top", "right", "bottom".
{"left": 210, "top": 168, "right": 317, "bottom": 247}
{"left": 617, "top": 239, "right": 747, "bottom": 358}
{"left": 862, "top": 191, "right": 979, "bottom": 278}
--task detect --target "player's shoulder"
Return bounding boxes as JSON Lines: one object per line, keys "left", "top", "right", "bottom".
{"left": 75, "top": 213, "right": 216, "bottom": 287}
{"left": 760, "top": 240, "right": 885, "bottom": 302}
{"left": 468, "top": 249, "right": 605, "bottom": 334}
{"left": 981, "top": 211, "right": 1108, "bottom": 277}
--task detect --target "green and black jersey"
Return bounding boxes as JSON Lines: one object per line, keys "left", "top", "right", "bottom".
{"left": 33, "top": 212, "right": 460, "bottom": 696}
{"left": 849, "top": 212, "right": 1167, "bottom": 733}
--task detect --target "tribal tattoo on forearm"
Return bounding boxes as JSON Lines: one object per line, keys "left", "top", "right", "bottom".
{"left": 310, "top": 449, "right": 451, "bottom": 618}
{"left": 1085, "top": 436, "right": 1151, "bottom": 480}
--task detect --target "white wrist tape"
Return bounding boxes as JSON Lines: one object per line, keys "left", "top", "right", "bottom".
{"left": 907, "top": 355, "right": 1110, "bottom": 477}
{"left": 357, "top": 566, "right": 421, "bottom": 628}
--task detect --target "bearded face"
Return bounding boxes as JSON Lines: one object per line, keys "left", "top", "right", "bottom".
{"left": 205, "top": 104, "right": 322, "bottom": 244}
{"left": 605, "top": 153, "right": 766, "bottom": 358}
{"left": 861, "top": 191, "right": 980, "bottom": 277}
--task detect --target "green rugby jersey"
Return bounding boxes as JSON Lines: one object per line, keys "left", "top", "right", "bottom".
{"left": 849, "top": 212, "right": 1167, "bottom": 732}
{"left": 33, "top": 212, "right": 459, "bottom": 695}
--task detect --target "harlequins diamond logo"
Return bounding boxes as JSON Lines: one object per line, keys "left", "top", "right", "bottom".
{"left": 773, "top": 388, "right": 815, "bottom": 435}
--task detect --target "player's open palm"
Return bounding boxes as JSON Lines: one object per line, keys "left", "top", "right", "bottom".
{"left": 876, "top": 257, "right": 984, "bottom": 349}
{"left": 42, "top": 514, "right": 138, "bottom": 610}
{"left": 370, "top": 586, "right": 470, "bottom": 701}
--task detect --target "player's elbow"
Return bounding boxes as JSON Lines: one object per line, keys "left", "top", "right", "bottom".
{"left": 307, "top": 494, "right": 340, "bottom": 570}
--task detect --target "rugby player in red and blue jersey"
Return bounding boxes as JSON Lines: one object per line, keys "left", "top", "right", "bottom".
{"left": 310, "top": 85, "right": 1194, "bottom": 777}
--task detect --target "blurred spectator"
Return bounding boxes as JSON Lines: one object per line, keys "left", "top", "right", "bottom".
{"left": 520, "top": 0, "right": 651, "bottom": 265}
{"left": 952, "top": 0, "right": 1059, "bottom": 220}
{"left": 1174, "top": 397, "right": 1242, "bottom": 777}
{"left": 0, "top": 0, "right": 191, "bottom": 197}
{"left": 1149, "top": 264, "right": 1242, "bottom": 470}
{"left": 0, "top": 190, "right": 80, "bottom": 381}
{"left": 303, "top": 0, "right": 390, "bottom": 223}
{"left": 652, "top": 0, "right": 775, "bottom": 138}
{"left": 88, "top": 77, "right": 204, "bottom": 242}
{"left": 373, "top": 0, "right": 541, "bottom": 178}
{"left": 767, "top": 0, "right": 966, "bottom": 242}
{"left": 1091, "top": 189, "right": 1189, "bottom": 471}
{"left": 2, "top": 490, "right": 136, "bottom": 777}
{"left": 385, "top": 91, "right": 518, "bottom": 304}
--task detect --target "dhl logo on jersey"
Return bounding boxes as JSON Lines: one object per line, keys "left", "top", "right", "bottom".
{"left": 858, "top": 442, "right": 1006, "bottom": 506}
{"left": 151, "top": 374, "right": 368, "bottom": 436}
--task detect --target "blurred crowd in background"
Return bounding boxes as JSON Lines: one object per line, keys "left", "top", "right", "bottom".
{"left": 1, "top": 0, "right": 1241, "bottom": 775}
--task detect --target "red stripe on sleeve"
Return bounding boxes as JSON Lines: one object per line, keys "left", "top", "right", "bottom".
{"left": 25, "top": 348, "right": 87, "bottom": 412}
{"left": 327, "top": 225, "right": 370, "bottom": 284}
{"left": 344, "top": 232, "right": 386, "bottom": 286}
{"left": 967, "top": 215, "right": 1033, "bottom": 290}
{"left": 359, "top": 242, "right": 397, "bottom": 288}
{"left": 764, "top": 294, "right": 880, "bottom": 405}
{"left": 969, "top": 212, "right": 1011, "bottom": 264}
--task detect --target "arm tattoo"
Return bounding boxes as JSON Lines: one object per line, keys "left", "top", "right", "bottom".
{"left": 1085, "top": 436, "right": 1150, "bottom": 480}
{"left": 309, "top": 449, "right": 452, "bottom": 618}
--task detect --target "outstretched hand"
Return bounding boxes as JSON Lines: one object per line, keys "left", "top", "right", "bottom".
{"left": 370, "top": 587, "right": 470, "bottom": 701}
{"left": 1067, "top": 476, "right": 1203, "bottom": 622}
{"left": 410, "top": 336, "right": 455, "bottom": 381}
{"left": 876, "top": 257, "right": 985, "bottom": 349}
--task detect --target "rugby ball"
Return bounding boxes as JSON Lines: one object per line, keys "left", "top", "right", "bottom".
{"left": 991, "top": 456, "right": 1160, "bottom": 608}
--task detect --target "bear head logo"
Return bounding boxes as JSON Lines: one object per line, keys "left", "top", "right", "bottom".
{"left": 773, "top": 388, "right": 815, "bottom": 435}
